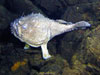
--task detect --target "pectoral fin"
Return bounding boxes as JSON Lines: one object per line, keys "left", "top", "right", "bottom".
{"left": 24, "top": 44, "right": 30, "bottom": 49}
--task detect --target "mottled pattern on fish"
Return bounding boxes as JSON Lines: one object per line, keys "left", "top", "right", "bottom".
{"left": 11, "top": 13, "right": 91, "bottom": 60}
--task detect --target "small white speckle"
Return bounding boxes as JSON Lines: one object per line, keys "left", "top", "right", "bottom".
{"left": 76, "top": 7, "right": 79, "bottom": 10}
{"left": 16, "top": 23, "right": 18, "bottom": 26}
{"left": 29, "top": 29, "right": 32, "bottom": 32}
{"left": 19, "top": 20, "right": 22, "bottom": 24}
{"left": 32, "top": 20, "right": 35, "bottom": 22}
{"left": 22, "top": 24, "right": 28, "bottom": 29}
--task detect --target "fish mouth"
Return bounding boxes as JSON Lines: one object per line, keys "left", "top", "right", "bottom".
{"left": 82, "top": 22, "right": 91, "bottom": 29}
{"left": 85, "top": 22, "right": 91, "bottom": 27}
{"left": 10, "top": 19, "right": 20, "bottom": 37}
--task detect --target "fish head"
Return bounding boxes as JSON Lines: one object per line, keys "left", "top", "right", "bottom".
{"left": 11, "top": 18, "right": 23, "bottom": 38}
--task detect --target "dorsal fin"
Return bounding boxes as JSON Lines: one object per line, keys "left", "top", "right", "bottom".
{"left": 56, "top": 19, "right": 73, "bottom": 25}
{"left": 56, "top": 19, "right": 67, "bottom": 24}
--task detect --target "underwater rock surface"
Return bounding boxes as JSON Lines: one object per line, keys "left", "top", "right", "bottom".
{"left": 0, "top": 5, "right": 14, "bottom": 30}
{"left": 81, "top": 25, "right": 100, "bottom": 60}
{"left": 5, "top": 0, "right": 44, "bottom": 15}
{"left": 0, "top": 0, "right": 100, "bottom": 75}
{"left": 0, "top": 44, "right": 69, "bottom": 75}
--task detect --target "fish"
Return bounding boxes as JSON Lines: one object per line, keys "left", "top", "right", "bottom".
{"left": 11, "top": 13, "right": 91, "bottom": 60}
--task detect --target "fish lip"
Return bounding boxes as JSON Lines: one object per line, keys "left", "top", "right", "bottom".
{"left": 87, "top": 23, "right": 91, "bottom": 27}
{"left": 86, "top": 22, "right": 91, "bottom": 27}
{"left": 10, "top": 19, "right": 20, "bottom": 37}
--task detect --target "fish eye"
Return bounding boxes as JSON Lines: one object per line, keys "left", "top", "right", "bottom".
{"left": 19, "top": 20, "right": 22, "bottom": 24}
{"left": 22, "top": 24, "right": 28, "bottom": 29}
{"left": 16, "top": 23, "right": 18, "bottom": 26}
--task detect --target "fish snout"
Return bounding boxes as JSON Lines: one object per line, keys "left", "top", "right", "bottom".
{"left": 11, "top": 19, "right": 22, "bottom": 37}
{"left": 84, "top": 21, "right": 91, "bottom": 27}
{"left": 75, "top": 21, "right": 91, "bottom": 29}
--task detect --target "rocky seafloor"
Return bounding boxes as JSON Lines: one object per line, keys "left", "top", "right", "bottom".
{"left": 0, "top": 0, "right": 100, "bottom": 75}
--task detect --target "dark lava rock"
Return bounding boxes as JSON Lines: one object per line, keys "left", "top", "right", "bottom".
{"left": 64, "top": 25, "right": 100, "bottom": 75}
{"left": 0, "top": 43, "right": 69, "bottom": 75}
{"left": 61, "top": 1, "right": 100, "bottom": 22}
{"left": 64, "top": 0, "right": 99, "bottom": 5}
{"left": 65, "top": 0, "right": 79, "bottom": 5}
{"left": 0, "top": 0, "right": 5, "bottom": 5}
{"left": 57, "top": 30, "right": 84, "bottom": 62}
{"left": 62, "top": 53, "right": 91, "bottom": 75}
{"left": 31, "top": 0, "right": 66, "bottom": 18}
{"left": 5, "top": 0, "right": 44, "bottom": 15}
{"left": 39, "top": 55, "right": 68, "bottom": 75}
{"left": 88, "top": 0, "right": 99, "bottom": 3}
{"left": 30, "top": 69, "right": 38, "bottom": 75}
{"left": 0, "top": 5, "right": 18, "bottom": 43}
{"left": 61, "top": 6, "right": 83, "bottom": 22}
{"left": 0, "top": 5, "right": 16, "bottom": 42}
{"left": 62, "top": 26, "right": 100, "bottom": 74}
{"left": 28, "top": 52, "right": 69, "bottom": 75}
{"left": 80, "top": 25, "right": 100, "bottom": 63}
{"left": 0, "top": 5, "right": 14, "bottom": 30}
